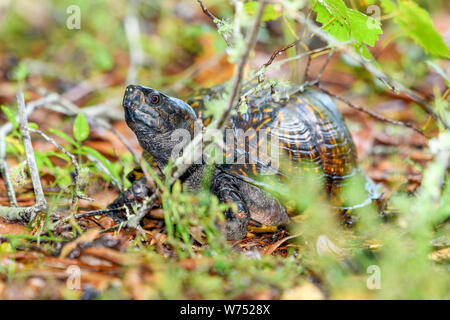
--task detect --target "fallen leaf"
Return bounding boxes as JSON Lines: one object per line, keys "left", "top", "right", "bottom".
{"left": 59, "top": 229, "right": 100, "bottom": 259}
{"left": 0, "top": 222, "right": 29, "bottom": 235}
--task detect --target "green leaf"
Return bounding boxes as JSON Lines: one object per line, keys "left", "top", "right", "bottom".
{"left": 346, "top": 9, "right": 382, "bottom": 47}
{"left": 81, "top": 146, "right": 111, "bottom": 170}
{"left": 44, "top": 150, "right": 71, "bottom": 164}
{"left": 73, "top": 113, "right": 90, "bottom": 142}
{"left": 355, "top": 43, "right": 376, "bottom": 63}
{"left": 28, "top": 122, "right": 38, "bottom": 130}
{"left": 81, "top": 145, "right": 118, "bottom": 181}
{"left": 11, "top": 62, "right": 28, "bottom": 82}
{"left": 1, "top": 105, "right": 18, "bottom": 129}
{"left": 311, "top": 0, "right": 382, "bottom": 47}
{"left": 244, "top": 1, "right": 282, "bottom": 21}
{"left": 393, "top": 1, "right": 450, "bottom": 59}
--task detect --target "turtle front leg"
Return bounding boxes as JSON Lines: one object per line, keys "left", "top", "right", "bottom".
{"left": 211, "top": 172, "right": 249, "bottom": 241}
{"left": 107, "top": 176, "right": 153, "bottom": 222}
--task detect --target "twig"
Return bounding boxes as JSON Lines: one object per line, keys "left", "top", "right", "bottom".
{"left": 262, "top": 39, "right": 300, "bottom": 69}
{"left": 197, "top": 0, "right": 233, "bottom": 47}
{"left": 86, "top": 154, "right": 123, "bottom": 191}
{"left": 50, "top": 207, "right": 126, "bottom": 231}
{"left": 16, "top": 91, "right": 47, "bottom": 209}
{"left": 0, "top": 129, "right": 17, "bottom": 207}
{"left": 125, "top": 192, "right": 159, "bottom": 229}
{"left": 247, "top": 45, "right": 333, "bottom": 85}
{"left": 303, "top": 54, "right": 312, "bottom": 81}
{"left": 197, "top": 0, "right": 218, "bottom": 21}
{"left": 29, "top": 128, "right": 81, "bottom": 211}
{"left": 166, "top": 1, "right": 266, "bottom": 186}
{"left": 95, "top": 118, "right": 140, "bottom": 166}
{"left": 0, "top": 206, "right": 39, "bottom": 221}
{"left": 1, "top": 92, "right": 50, "bottom": 222}
{"left": 315, "top": 84, "right": 425, "bottom": 136}
{"left": 217, "top": 0, "right": 266, "bottom": 130}
{"left": 17, "top": 92, "right": 46, "bottom": 208}
{"left": 314, "top": 49, "right": 334, "bottom": 83}
{"left": 0, "top": 93, "right": 66, "bottom": 208}
{"left": 170, "top": 1, "right": 266, "bottom": 183}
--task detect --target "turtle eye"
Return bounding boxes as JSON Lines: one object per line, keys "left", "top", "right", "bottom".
{"left": 150, "top": 94, "right": 160, "bottom": 104}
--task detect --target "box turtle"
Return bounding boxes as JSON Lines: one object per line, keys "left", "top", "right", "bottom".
{"left": 112, "top": 81, "right": 381, "bottom": 240}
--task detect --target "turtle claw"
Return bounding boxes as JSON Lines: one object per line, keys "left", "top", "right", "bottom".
{"left": 223, "top": 202, "right": 250, "bottom": 241}
{"left": 107, "top": 178, "right": 154, "bottom": 222}
{"left": 224, "top": 208, "right": 249, "bottom": 241}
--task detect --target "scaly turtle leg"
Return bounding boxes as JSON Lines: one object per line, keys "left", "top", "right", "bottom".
{"left": 211, "top": 172, "right": 250, "bottom": 241}
{"left": 107, "top": 177, "right": 153, "bottom": 222}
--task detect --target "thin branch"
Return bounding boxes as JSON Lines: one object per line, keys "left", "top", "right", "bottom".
{"left": 314, "top": 49, "right": 334, "bottom": 83}
{"left": 125, "top": 192, "right": 159, "bottom": 229}
{"left": 170, "top": 0, "right": 266, "bottom": 183}
{"left": 262, "top": 39, "right": 300, "bottom": 69}
{"left": 29, "top": 128, "right": 81, "bottom": 212}
{"left": 50, "top": 207, "right": 125, "bottom": 231}
{"left": 197, "top": 0, "right": 218, "bottom": 21}
{"left": 0, "top": 92, "right": 51, "bottom": 222}
{"left": 247, "top": 45, "right": 333, "bottom": 85}
{"left": 316, "top": 84, "right": 425, "bottom": 136}
{"left": 17, "top": 92, "right": 46, "bottom": 208}
{"left": 168, "top": 1, "right": 266, "bottom": 186}
{"left": 86, "top": 154, "right": 123, "bottom": 191}
{"left": 0, "top": 131, "right": 17, "bottom": 207}
{"left": 197, "top": 0, "right": 233, "bottom": 47}
{"left": 0, "top": 206, "right": 40, "bottom": 221}
{"left": 217, "top": 0, "right": 266, "bottom": 130}
{"left": 303, "top": 54, "right": 312, "bottom": 81}
{"left": 0, "top": 93, "right": 64, "bottom": 208}
{"left": 95, "top": 119, "right": 140, "bottom": 166}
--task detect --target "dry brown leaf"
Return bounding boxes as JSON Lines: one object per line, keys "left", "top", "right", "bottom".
{"left": 261, "top": 233, "right": 302, "bottom": 255}
{"left": 81, "top": 246, "right": 134, "bottom": 266}
{"left": 123, "top": 267, "right": 144, "bottom": 299}
{"left": 0, "top": 222, "right": 29, "bottom": 235}
{"left": 59, "top": 229, "right": 100, "bottom": 259}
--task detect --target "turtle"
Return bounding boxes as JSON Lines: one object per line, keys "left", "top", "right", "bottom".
{"left": 112, "top": 81, "right": 381, "bottom": 240}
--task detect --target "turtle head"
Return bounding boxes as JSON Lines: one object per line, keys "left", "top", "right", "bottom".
{"left": 123, "top": 85, "right": 197, "bottom": 165}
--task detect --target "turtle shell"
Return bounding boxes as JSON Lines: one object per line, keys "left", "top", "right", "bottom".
{"left": 186, "top": 82, "right": 376, "bottom": 207}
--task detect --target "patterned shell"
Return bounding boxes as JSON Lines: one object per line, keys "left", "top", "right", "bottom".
{"left": 186, "top": 81, "right": 360, "bottom": 201}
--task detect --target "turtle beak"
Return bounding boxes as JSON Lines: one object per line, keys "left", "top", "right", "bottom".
{"left": 123, "top": 85, "right": 144, "bottom": 123}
